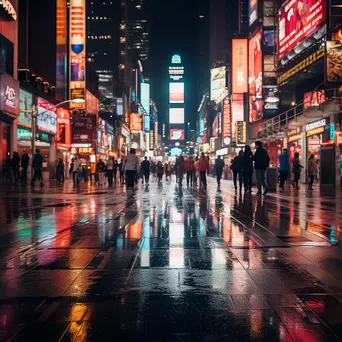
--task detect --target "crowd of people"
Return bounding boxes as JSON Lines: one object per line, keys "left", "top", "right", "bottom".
{"left": 3, "top": 142, "right": 320, "bottom": 193}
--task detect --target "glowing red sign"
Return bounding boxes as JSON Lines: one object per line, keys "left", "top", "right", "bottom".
{"left": 278, "top": 0, "right": 326, "bottom": 59}
{"left": 170, "top": 129, "right": 184, "bottom": 141}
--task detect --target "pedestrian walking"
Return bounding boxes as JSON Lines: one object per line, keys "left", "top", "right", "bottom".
{"left": 253, "top": 141, "right": 270, "bottom": 195}
{"left": 73, "top": 156, "right": 82, "bottom": 186}
{"left": 184, "top": 156, "right": 195, "bottom": 186}
{"left": 106, "top": 157, "right": 114, "bottom": 187}
{"left": 198, "top": 152, "right": 209, "bottom": 187}
{"left": 96, "top": 159, "right": 106, "bottom": 185}
{"left": 214, "top": 156, "right": 224, "bottom": 185}
{"left": 123, "top": 148, "right": 139, "bottom": 188}
{"left": 241, "top": 145, "right": 253, "bottom": 193}
{"left": 292, "top": 152, "right": 303, "bottom": 189}
{"left": 278, "top": 148, "right": 290, "bottom": 190}
{"left": 141, "top": 156, "right": 150, "bottom": 185}
{"left": 31, "top": 149, "right": 44, "bottom": 187}
{"left": 69, "top": 158, "right": 74, "bottom": 178}
{"left": 11, "top": 152, "right": 20, "bottom": 184}
{"left": 231, "top": 150, "right": 244, "bottom": 191}
{"left": 21, "top": 152, "right": 29, "bottom": 183}
{"left": 113, "top": 159, "right": 119, "bottom": 183}
{"left": 118, "top": 160, "right": 125, "bottom": 184}
{"left": 175, "top": 155, "right": 185, "bottom": 185}
{"left": 156, "top": 160, "right": 164, "bottom": 184}
{"left": 56, "top": 158, "right": 65, "bottom": 184}
{"left": 307, "top": 154, "right": 318, "bottom": 190}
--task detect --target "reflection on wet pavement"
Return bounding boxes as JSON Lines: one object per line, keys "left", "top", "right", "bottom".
{"left": 0, "top": 178, "right": 341, "bottom": 340}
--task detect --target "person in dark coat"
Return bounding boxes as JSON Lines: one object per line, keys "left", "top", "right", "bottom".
{"left": 231, "top": 150, "right": 244, "bottom": 191}
{"left": 11, "top": 152, "right": 20, "bottom": 184}
{"left": 31, "top": 149, "right": 44, "bottom": 187}
{"left": 141, "top": 157, "right": 151, "bottom": 185}
{"left": 56, "top": 158, "right": 65, "bottom": 184}
{"left": 113, "top": 159, "right": 119, "bottom": 183}
{"left": 21, "top": 152, "right": 29, "bottom": 183}
{"left": 292, "top": 152, "right": 303, "bottom": 189}
{"left": 241, "top": 145, "right": 253, "bottom": 193}
{"left": 214, "top": 156, "right": 225, "bottom": 185}
{"left": 253, "top": 141, "right": 270, "bottom": 195}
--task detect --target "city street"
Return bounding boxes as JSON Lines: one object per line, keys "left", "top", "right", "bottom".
{"left": 0, "top": 177, "right": 341, "bottom": 341}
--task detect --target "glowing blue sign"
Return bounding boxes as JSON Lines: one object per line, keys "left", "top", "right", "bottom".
{"left": 170, "top": 147, "right": 183, "bottom": 156}
{"left": 144, "top": 115, "right": 150, "bottom": 132}
{"left": 171, "top": 54, "right": 182, "bottom": 64}
{"left": 140, "top": 83, "right": 150, "bottom": 115}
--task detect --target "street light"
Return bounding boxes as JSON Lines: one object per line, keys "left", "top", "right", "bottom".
{"left": 23, "top": 99, "right": 85, "bottom": 155}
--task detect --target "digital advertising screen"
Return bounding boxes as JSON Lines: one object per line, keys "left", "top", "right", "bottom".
{"left": 249, "top": 30, "right": 263, "bottom": 122}
{"left": 169, "top": 83, "right": 184, "bottom": 103}
{"left": 130, "top": 113, "right": 142, "bottom": 133}
{"left": 169, "top": 108, "right": 184, "bottom": 124}
{"left": 232, "top": 39, "right": 248, "bottom": 94}
{"left": 19, "top": 89, "right": 33, "bottom": 128}
{"left": 170, "top": 129, "right": 185, "bottom": 141}
{"left": 210, "top": 67, "right": 226, "bottom": 100}
{"left": 249, "top": 0, "right": 258, "bottom": 26}
{"left": 278, "top": 0, "right": 326, "bottom": 59}
{"left": 37, "top": 98, "right": 57, "bottom": 135}
{"left": 326, "top": 41, "right": 342, "bottom": 83}
{"left": 144, "top": 115, "right": 150, "bottom": 132}
{"left": 141, "top": 83, "right": 150, "bottom": 115}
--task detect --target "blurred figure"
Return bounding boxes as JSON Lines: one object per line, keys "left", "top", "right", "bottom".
{"left": 198, "top": 152, "right": 209, "bottom": 187}
{"left": 231, "top": 150, "right": 243, "bottom": 192}
{"left": 21, "top": 152, "right": 29, "bottom": 183}
{"left": 123, "top": 148, "right": 139, "bottom": 188}
{"left": 292, "top": 152, "right": 303, "bottom": 189}
{"left": 56, "top": 158, "right": 64, "bottom": 184}
{"left": 113, "top": 159, "right": 119, "bottom": 183}
{"left": 31, "top": 149, "right": 44, "bottom": 187}
{"left": 214, "top": 156, "right": 224, "bottom": 185}
{"left": 278, "top": 148, "right": 290, "bottom": 190}
{"left": 156, "top": 160, "right": 164, "bottom": 184}
{"left": 69, "top": 158, "right": 74, "bottom": 178}
{"left": 73, "top": 156, "right": 82, "bottom": 186}
{"left": 119, "top": 160, "right": 125, "bottom": 184}
{"left": 96, "top": 159, "right": 106, "bottom": 186}
{"left": 141, "top": 156, "right": 150, "bottom": 185}
{"left": 194, "top": 157, "right": 200, "bottom": 185}
{"left": 253, "top": 141, "right": 270, "bottom": 195}
{"left": 242, "top": 145, "right": 253, "bottom": 193}
{"left": 184, "top": 156, "right": 195, "bottom": 186}
{"left": 107, "top": 157, "right": 114, "bottom": 187}
{"left": 175, "top": 155, "right": 185, "bottom": 185}
{"left": 307, "top": 154, "right": 318, "bottom": 190}
{"left": 11, "top": 152, "right": 20, "bottom": 184}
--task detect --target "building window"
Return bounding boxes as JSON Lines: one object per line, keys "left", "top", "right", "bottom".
{"left": 0, "top": 35, "right": 14, "bottom": 76}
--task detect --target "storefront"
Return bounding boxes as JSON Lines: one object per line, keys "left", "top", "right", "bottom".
{"left": 0, "top": 74, "right": 20, "bottom": 178}
{"left": 264, "top": 139, "right": 283, "bottom": 168}
{"left": 287, "top": 132, "right": 302, "bottom": 161}
{"left": 305, "top": 119, "right": 330, "bottom": 161}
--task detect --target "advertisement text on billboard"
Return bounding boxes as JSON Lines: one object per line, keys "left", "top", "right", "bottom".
{"left": 37, "top": 98, "right": 57, "bottom": 135}
{"left": 232, "top": 39, "right": 248, "bottom": 94}
{"left": 130, "top": 113, "right": 142, "bottom": 133}
{"left": 236, "top": 121, "right": 247, "bottom": 145}
{"left": 278, "top": 0, "right": 326, "bottom": 59}
{"left": 326, "top": 41, "right": 342, "bottom": 83}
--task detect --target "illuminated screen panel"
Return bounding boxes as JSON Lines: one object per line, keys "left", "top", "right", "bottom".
{"left": 232, "top": 39, "right": 248, "bottom": 94}
{"left": 169, "top": 83, "right": 184, "bottom": 103}
{"left": 37, "top": 98, "right": 57, "bottom": 135}
{"left": 170, "top": 129, "right": 184, "bottom": 141}
{"left": 210, "top": 66, "right": 226, "bottom": 100}
{"left": 249, "top": 0, "right": 258, "bottom": 26}
{"left": 278, "top": 0, "right": 326, "bottom": 59}
{"left": 141, "top": 83, "right": 150, "bottom": 115}
{"left": 169, "top": 108, "right": 184, "bottom": 124}
{"left": 249, "top": 29, "right": 263, "bottom": 122}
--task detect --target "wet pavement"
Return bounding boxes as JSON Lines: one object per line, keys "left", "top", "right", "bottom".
{"left": 0, "top": 177, "right": 341, "bottom": 341}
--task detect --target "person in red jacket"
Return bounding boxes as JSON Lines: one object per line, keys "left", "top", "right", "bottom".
{"left": 184, "top": 156, "right": 195, "bottom": 186}
{"left": 198, "top": 152, "right": 209, "bottom": 187}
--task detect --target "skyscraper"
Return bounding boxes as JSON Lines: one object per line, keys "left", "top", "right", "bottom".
{"left": 87, "top": 0, "right": 120, "bottom": 112}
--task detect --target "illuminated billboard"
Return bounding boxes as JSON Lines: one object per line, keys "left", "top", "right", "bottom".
{"left": 249, "top": 0, "right": 257, "bottom": 26}
{"left": 170, "top": 129, "right": 185, "bottom": 141}
{"left": 222, "top": 98, "right": 231, "bottom": 145}
{"left": 232, "top": 39, "right": 248, "bottom": 93}
{"left": 69, "top": 0, "right": 86, "bottom": 109}
{"left": 140, "top": 83, "right": 150, "bottom": 115}
{"left": 37, "top": 98, "right": 57, "bottom": 135}
{"left": 144, "top": 115, "right": 150, "bottom": 132}
{"left": 326, "top": 41, "right": 342, "bottom": 83}
{"left": 19, "top": 89, "right": 33, "bottom": 128}
{"left": 169, "top": 108, "right": 184, "bottom": 124}
{"left": 130, "top": 113, "right": 142, "bottom": 133}
{"left": 210, "top": 67, "right": 226, "bottom": 100}
{"left": 169, "top": 83, "right": 184, "bottom": 103}
{"left": 278, "top": 0, "right": 326, "bottom": 59}
{"left": 249, "top": 30, "right": 263, "bottom": 122}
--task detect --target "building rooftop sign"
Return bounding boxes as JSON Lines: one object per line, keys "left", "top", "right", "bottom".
{"left": 171, "top": 54, "right": 182, "bottom": 64}
{"left": 0, "top": 0, "right": 17, "bottom": 20}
